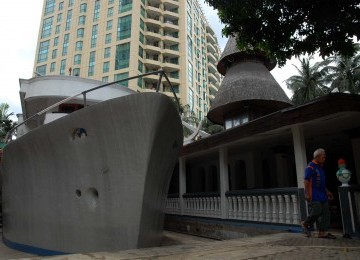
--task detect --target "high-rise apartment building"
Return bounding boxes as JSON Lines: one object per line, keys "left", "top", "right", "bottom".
{"left": 33, "top": 0, "right": 222, "bottom": 119}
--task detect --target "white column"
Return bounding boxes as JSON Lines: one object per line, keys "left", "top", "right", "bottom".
{"left": 219, "top": 147, "right": 229, "bottom": 219}
{"left": 291, "top": 125, "right": 307, "bottom": 188}
{"left": 179, "top": 157, "right": 186, "bottom": 215}
{"left": 351, "top": 137, "right": 360, "bottom": 184}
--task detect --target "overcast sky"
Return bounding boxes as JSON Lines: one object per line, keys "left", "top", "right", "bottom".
{"left": 0, "top": 0, "right": 301, "bottom": 120}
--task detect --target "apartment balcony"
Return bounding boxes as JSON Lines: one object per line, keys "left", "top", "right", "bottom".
{"left": 144, "top": 55, "right": 161, "bottom": 70}
{"left": 206, "top": 32, "right": 217, "bottom": 45}
{"left": 144, "top": 40, "right": 161, "bottom": 54}
{"left": 163, "top": 33, "right": 179, "bottom": 44}
{"left": 145, "top": 28, "right": 162, "bottom": 41}
{"left": 162, "top": 59, "right": 180, "bottom": 71}
{"left": 148, "top": 0, "right": 161, "bottom": 6}
{"left": 208, "top": 93, "right": 215, "bottom": 100}
{"left": 208, "top": 62, "right": 218, "bottom": 75}
{"left": 145, "top": 14, "right": 162, "bottom": 27}
{"left": 163, "top": 8, "right": 179, "bottom": 19}
{"left": 162, "top": 76, "right": 180, "bottom": 86}
{"left": 162, "top": 0, "right": 179, "bottom": 9}
{"left": 162, "top": 46, "right": 179, "bottom": 57}
{"left": 208, "top": 81, "right": 218, "bottom": 94}
{"left": 207, "top": 52, "right": 217, "bottom": 64}
{"left": 146, "top": 5, "right": 162, "bottom": 16}
{"left": 163, "top": 19, "right": 179, "bottom": 31}
{"left": 208, "top": 72, "right": 218, "bottom": 83}
{"left": 207, "top": 41, "right": 217, "bottom": 54}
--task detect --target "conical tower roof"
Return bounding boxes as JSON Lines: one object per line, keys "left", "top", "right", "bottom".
{"left": 207, "top": 37, "right": 292, "bottom": 125}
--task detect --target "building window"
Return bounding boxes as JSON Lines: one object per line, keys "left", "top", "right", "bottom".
{"left": 37, "top": 40, "right": 50, "bottom": 62}
{"left": 102, "top": 76, "right": 109, "bottom": 82}
{"left": 58, "top": 1, "right": 64, "bottom": 11}
{"left": 88, "top": 51, "right": 95, "bottom": 76}
{"left": 188, "top": 89, "right": 194, "bottom": 111}
{"left": 119, "top": 0, "right": 132, "bottom": 13}
{"left": 44, "top": 0, "right": 56, "bottom": 16}
{"left": 52, "top": 49, "right": 57, "bottom": 59}
{"left": 106, "top": 20, "right": 113, "bottom": 30}
{"left": 225, "top": 114, "right": 249, "bottom": 129}
{"left": 74, "top": 54, "right": 81, "bottom": 65}
{"left": 78, "top": 15, "right": 86, "bottom": 25}
{"left": 107, "top": 7, "right": 114, "bottom": 17}
{"left": 93, "top": 0, "right": 100, "bottom": 22}
{"left": 60, "top": 59, "right": 66, "bottom": 75}
{"left": 141, "top": 6, "right": 145, "bottom": 17}
{"left": 138, "top": 46, "right": 143, "bottom": 58}
{"left": 115, "top": 42, "right": 130, "bottom": 70}
{"left": 138, "top": 60, "right": 143, "bottom": 72}
{"left": 91, "top": 24, "right": 98, "bottom": 48}
{"left": 55, "top": 25, "right": 61, "bottom": 34}
{"left": 36, "top": 65, "right": 47, "bottom": 76}
{"left": 103, "top": 61, "right": 110, "bottom": 73}
{"left": 73, "top": 68, "right": 80, "bottom": 76}
{"left": 188, "top": 62, "right": 193, "bottom": 89}
{"left": 65, "top": 10, "right": 72, "bottom": 31}
{"left": 187, "top": 13, "right": 192, "bottom": 35}
{"left": 187, "top": 36, "right": 193, "bottom": 59}
{"left": 104, "top": 47, "right": 111, "bottom": 58}
{"left": 57, "top": 13, "right": 62, "bottom": 23}
{"left": 50, "top": 62, "right": 56, "bottom": 72}
{"left": 62, "top": 34, "right": 69, "bottom": 56}
{"left": 140, "top": 19, "right": 144, "bottom": 30}
{"left": 117, "top": 15, "right": 132, "bottom": 40}
{"left": 77, "top": 28, "right": 84, "bottom": 38}
{"left": 108, "top": 0, "right": 114, "bottom": 4}
{"left": 53, "top": 37, "right": 59, "bottom": 47}
{"left": 75, "top": 41, "right": 83, "bottom": 51}
{"left": 41, "top": 17, "right": 53, "bottom": 38}
{"left": 139, "top": 32, "right": 144, "bottom": 43}
{"left": 105, "top": 33, "right": 112, "bottom": 44}
{"left": 68, "top": 0, "right": 74, "bottom": 7}
{"left": 80, "top": 3, "right": 87, "bottom": 13}
{"left": 114, "top": 72, "right": 129, "bottom": 87}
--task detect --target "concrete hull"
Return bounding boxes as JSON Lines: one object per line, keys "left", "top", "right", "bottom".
{"left": 1, "top": 93, "right": 183, "bottom": 254}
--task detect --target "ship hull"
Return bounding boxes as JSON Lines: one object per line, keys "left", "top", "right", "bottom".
{"left": 1, "top": 93, "right": 183, "bottom": 254}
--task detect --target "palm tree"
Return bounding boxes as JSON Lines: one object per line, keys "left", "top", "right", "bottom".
{"left": 324, "top": 44, "right": 360, "bottom": 94}
{"left": 285, "top": 56, "right": 331, "bottom": 105}
{"left": 0, "top": 103, "right": 16, "bottom": 140}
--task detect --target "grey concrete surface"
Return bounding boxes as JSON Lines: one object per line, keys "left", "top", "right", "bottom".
{"left": 3, "top": 230, "right": 359, "bottom": 260}
{"left": 2, "top": 93, "right": 183, "bottom": 254}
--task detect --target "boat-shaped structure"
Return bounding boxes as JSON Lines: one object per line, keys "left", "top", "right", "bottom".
{"left": 1, "top": 75, "right": 183, "bottom": 255}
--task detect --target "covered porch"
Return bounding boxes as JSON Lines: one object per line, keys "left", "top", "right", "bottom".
{"left": 165, "top": 94, "right": 360, "bottom": 237}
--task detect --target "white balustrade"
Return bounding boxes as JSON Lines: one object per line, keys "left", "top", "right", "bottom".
{"left": 164, "top": 190, "right": 300, "bottom": 225}
{"left": 291, "top": 194, "right": 299, "bottom": 224}
{"left": 277, "top": 195, "right": 284, "bottom": 223}
{"left": 284, "top": 195, "right": 291, "bottom": 224}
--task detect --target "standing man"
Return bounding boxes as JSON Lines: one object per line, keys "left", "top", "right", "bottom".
{"left": 301, "top": 148, "right": 336, "bottom": 239}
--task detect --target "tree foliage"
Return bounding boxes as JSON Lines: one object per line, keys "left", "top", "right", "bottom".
{"left": 204, "top": 0, "right": 360, "bottom": 66}
{"left": 324, "top": 44, "right": 360, "bottom": 94}
{"left": 0, "top": 103, "right": 16, "bottom": 140}
{"left": 285, "top": 57, "right": 331, "bottom": 105}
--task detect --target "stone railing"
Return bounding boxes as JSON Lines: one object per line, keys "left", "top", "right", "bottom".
{"left": 183, "top": 192, "right": 221, "bottom": 218}
{"left": 226, "top": 188, "right": 300, "bottom": 225}
{"left": 165, "top": 188, "right": 301, "bottom": 225}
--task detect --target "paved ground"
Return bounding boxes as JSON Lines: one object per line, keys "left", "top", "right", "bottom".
{"left": 1, "top": 230, "right": 360, "bottom": 259}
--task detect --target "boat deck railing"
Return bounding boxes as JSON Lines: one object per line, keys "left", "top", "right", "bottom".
{"left": 5, "top": 70, "right": 181, "bottom": 143}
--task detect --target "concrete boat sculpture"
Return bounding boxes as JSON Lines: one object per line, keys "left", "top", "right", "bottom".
{"left": 1, "top": 74, "right": 183, "bottom": 255}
